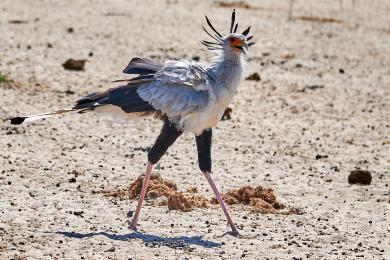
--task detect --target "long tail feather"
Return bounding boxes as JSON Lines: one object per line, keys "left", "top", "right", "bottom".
{"left": 8, "top": 108, "right": 75, "bottom": 125}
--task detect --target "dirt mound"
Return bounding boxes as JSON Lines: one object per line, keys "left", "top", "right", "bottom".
{"left": 102, "top": 174, "right": 300, "bottom": 214}
{"left": 128, "top": 173, "right": 177, "bottom": 199}
{"left": 211, "top": 186, "right": 285, "bottom": 214}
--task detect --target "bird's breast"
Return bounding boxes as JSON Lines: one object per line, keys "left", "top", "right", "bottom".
{"left": 180, "top": 56, "right": 244, "bottom": 135}
{"left": 180, "top": 103, "right": 226, "bottom": 135}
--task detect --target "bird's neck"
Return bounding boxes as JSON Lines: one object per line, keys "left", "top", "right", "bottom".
{"left": 211, "top": 48, "right": 244, "bottom": 68}
{"left": 208, "top": 50, "right": 245, "bottom": 104}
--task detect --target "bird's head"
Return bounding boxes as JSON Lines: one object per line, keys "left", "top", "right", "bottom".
{"left": 201, "top": 9, "right": 254, "bottom": 55}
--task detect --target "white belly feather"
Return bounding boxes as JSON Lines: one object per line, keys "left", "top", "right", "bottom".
{"left": 181, "top": 103, "right": 226, "bottom": 135}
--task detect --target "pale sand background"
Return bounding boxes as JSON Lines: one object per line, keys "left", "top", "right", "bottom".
{"left": 1, "top": 0, "right": 389, "bottom": 259}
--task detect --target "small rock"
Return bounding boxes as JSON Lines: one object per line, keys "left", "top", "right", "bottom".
{"left": 64, "top": 89, "right": 75, "bottom": 95}
{"left": 73, "top": 211, "right": 84, "bottom": 216}
{"left": 221, "top": 106, "right": 233, "bottom": 120}
{"left": 348, "top": 170, "right": 372, "bottom": 185}
{"left": 9, "top": 20, "right": 28, "bottom": 24}
{"left": 68, "top": 177, "right": 76, "bottom": 183}
{"left": 69, "top": 170, "right": 79, "bottom": 177}
{"left": 281, "top": 52, "right": 295, "bottom": 60}
{"left": 67, "top": 27, "right": 74, "bottom": 33}
{"left": 303, "top": 85, "right": 324, "bottom": 91}
{"left": 245, "top": 72, "right": 261, "bottom": 81}
{"left": 339, "top": 68, "right": 345, "bottom": 74}
{"left": 192, "top": 56, "right": 200, "bottom": 61}
{"left": 315, "top": 154, "right": 328, "bottom": 160}
{"left": 105, "top": 246, "right": 115, "bottom": 252}
{"left": 63, "top": 59, "right": 86, "bottom": 71}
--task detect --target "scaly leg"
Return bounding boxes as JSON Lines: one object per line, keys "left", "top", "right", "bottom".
{"left": 129, "top": 162, "right": 153, "bottom": 230}
{"left": 204, "top": 171, "right": 240, "bottom": 236}
{"left": 129, "top": 118, "right": 182, "bottom": 230}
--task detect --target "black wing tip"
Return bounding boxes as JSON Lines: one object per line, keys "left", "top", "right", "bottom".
{"left": 9, "top": 117, "right": 26, "bottom": 125}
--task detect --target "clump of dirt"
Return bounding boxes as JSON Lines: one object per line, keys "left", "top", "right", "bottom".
{"left": 245, "top": 72, "right": 261, "bottom": 81}
{"left": 348, "top": 170, "right": 372, "bottom": 185}
{"left": 222, "top": 106, "right": 233, "bottom": 120}
{"left": 214, "top": 1, "right": 260, "bottom": 10}
{"left": 167, "top": 193, "right": 192, "bottom": 212}
{"left": 8, "top": 20, "right": 28, "bottom": 24}
{"left": 186, "top": 187, "right": 199, "bottom": 193}
{"left": 211, "top": 186, "right": 286, "bottom": 214}
{"left": 128, "top": 173, "right": 178, "bottom": 199}
{"left": 62, "top": 59, "right": 86, "bottom": 71}
{"left": 295, "top": 16, "right": 342, "bottom": 24}
{"left": 102, "top": 174, "right": 301, "bottom": 214}
{"left": 128, "top": 174, "right": 209, "bottom": 211}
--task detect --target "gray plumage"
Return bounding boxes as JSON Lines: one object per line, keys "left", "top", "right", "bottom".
{"left": 8, "top": 10, "right": 254, "bottom": 137}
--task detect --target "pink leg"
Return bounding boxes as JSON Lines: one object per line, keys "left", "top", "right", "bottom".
{"left": 203, "top": 172, "right": 240, "bottom": 236}
{"left": 129, "top": 162, "right": 153, "bottom": 230}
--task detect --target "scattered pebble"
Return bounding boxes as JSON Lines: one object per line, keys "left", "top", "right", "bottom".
{"left": 222, "top": 106, "right": 233, "bottom": 120}
{"left": 73, "top": 211, "right": 84, "bottom": 217}
{"left": 315, "top": 154, "right": 328, "bottom": 160}
{"left": 105, "top": 246, "right": 115, "bottom": 252}
{"left": 192, "top": 56, "right": 200, "bottom": 61}
{"left": 302, "top": 85, "right": 324, "bottom": 91}
{"left": 348, "top": 170, "right": 372, "bottom": 185}
{"left": 245, "top": 72, "right": 261, "bottom": 81}
{"left": 281, "top": 52, "right": 295, "bottom": 60}
{"left": 64, "top": 89, "right": 75, "bottom": 95}
{"left": 9, "top": 20, "right": 28, "bottom": 24}
{"left": 63, "top": 59, "right": 86, "bottom": 71}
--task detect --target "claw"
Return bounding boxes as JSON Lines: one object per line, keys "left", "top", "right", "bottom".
{"left": 221, "top": 229, "right": 241, "bottom": 237}
{"left": 128, "top": 221, "right": 138, "bottom": 231}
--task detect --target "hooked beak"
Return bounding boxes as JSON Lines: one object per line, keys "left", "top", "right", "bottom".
{"left": 243, "top": 42, "right": 249, "bottom": 51}
{"left": 235, "top": 42, "right": 248, "bottom": 54}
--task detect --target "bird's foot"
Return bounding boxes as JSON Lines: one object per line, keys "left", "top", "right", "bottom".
{"left": 127, "top": 219, "right": 138, "bottom": 231}
{"left": 231, "top": 229, "right": 241, "bottom": 237}
{"left": 128, "top": 223, "right": 137, "bottom": 231}
{"left": 221, "top": 228, "right": 241, "bottom": 237}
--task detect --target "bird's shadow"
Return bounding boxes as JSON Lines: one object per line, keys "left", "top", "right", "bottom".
{"left": 57, "top": 230, "right": 222, "bottom": 249}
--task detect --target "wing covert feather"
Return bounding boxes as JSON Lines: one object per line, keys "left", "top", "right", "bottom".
{"left": 137, "top": 60, "right": 212, "bottom": 117}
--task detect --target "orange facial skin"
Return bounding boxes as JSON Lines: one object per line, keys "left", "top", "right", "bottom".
{"left": 229, "top": 37, "right": 245, "bottom": 52}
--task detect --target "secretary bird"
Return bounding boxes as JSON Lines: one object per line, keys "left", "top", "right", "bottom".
{"left": 9, "top": 9, "right": 254, "bottom": 236}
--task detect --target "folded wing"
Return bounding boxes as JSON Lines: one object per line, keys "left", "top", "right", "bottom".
{"left": 137, "top": 60, "right": 212, "bottom": 118}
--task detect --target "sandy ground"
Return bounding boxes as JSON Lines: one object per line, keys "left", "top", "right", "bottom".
{"left": 1, "top": 0, "right": 389, "bottom": 259}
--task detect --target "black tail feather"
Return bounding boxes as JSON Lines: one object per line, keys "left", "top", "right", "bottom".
{"left": 73, "top": 84, "right": 155, "bottom": 114}
{"left": 9, "top": 117, "right": 26, "bottom": 125}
